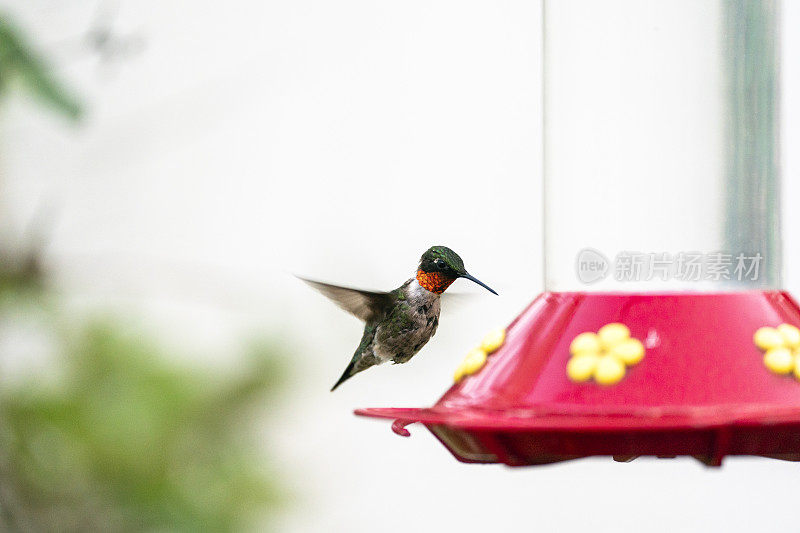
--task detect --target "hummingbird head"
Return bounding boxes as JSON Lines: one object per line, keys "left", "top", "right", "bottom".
{"left": 416, "top": 246, "right": 497, "bottom": 295}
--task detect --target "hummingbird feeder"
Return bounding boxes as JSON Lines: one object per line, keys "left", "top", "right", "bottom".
{"left": 357, "top": 0, "right": 800, "bottom": 466}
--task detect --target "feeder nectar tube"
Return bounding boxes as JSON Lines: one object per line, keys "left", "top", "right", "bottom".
{"left": 543, "top": 0, "right": 780, "bottom": 292}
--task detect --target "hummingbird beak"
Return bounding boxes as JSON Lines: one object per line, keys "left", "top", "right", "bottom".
{"left": 461, "top": 272, "right": 498, "bottom": 295}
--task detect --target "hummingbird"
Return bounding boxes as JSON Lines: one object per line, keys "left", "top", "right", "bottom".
{"left": 301, "top": 245, "right": 497, "bottom": 391}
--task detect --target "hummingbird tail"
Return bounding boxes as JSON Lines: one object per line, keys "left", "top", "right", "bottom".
{"left": 331, "top": 326, "right": 378, "bottom": 391}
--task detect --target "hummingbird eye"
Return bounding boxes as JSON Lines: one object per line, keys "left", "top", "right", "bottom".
{"left": 434, "top": 258, "right": 446, "bottom": 269}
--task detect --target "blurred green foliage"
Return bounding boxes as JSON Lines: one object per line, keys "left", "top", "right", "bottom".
{"left": 0, "top": 14, "right": 82, "bottom": 120}
{"left": 0, "top": 319, "right": 288, "bottom": 532}
{"left": 0, "top": 249, "right": 289, "bottom": 532}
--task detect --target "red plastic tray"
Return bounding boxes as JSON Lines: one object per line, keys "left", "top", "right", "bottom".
{"left": 357, "top": 291, "right": 800, "bottom": 466}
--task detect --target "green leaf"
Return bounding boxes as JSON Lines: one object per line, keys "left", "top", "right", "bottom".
{"left": 0, "top": 15, "right": 82, "bottom": 121}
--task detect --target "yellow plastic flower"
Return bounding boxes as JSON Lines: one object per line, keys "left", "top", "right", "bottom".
{"left": 610, "top": 338, "right": 646, "bottom": 365}
{"left": 566, "top": 322, "right": 644, "bottom": 385}
{"left": 480, "top": 328, "right": 506, "bottom": 354}
{"left": 566, "top": 352, "right": 600, "bottom": 382}
{"left": 569, "top": 332, "right": 601, "bottom": 355}
{"left": 764, "top": 347, "right": 794, "bottom": 375}
{"left": 453, "top": 328, "right": 507, "bottom": 383}
{"left": 754, "top": 326, "right": 785, "bottom": 351}
{"left": 777, "top": 324, "right": 800, "bottom": 349}
{"left": 597, "top": 323, "right": 630, "bottom": 349}
{"left": 594, "top": 354, "right": 626, "bottom": 385}
{"left": 753, "top": 324, "right": 800, "bottom": 379}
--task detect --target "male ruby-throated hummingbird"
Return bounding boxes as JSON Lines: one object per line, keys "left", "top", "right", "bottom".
{"left": 301, "top": 246, "right": 497, "bottom": 391}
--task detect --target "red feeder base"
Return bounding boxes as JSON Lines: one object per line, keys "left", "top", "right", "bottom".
{"left": 356, "top": 291, "right": 800, "bottom": 466}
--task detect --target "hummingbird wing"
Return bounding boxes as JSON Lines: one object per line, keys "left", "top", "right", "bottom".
{"left": 298, "top": 277, "right": 393, "bottom": 322}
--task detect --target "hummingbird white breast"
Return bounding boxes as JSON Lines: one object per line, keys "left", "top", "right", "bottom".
{"left": 374, "top": 278, "right": 441, "bottom": 364}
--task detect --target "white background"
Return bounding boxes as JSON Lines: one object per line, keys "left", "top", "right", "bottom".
{"left": 2, "top": 1, "right": 800, "bottom": 532}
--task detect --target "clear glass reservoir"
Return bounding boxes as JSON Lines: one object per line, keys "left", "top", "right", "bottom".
{"left": 543, "top": 0, "right": 781, "bottom": 291}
